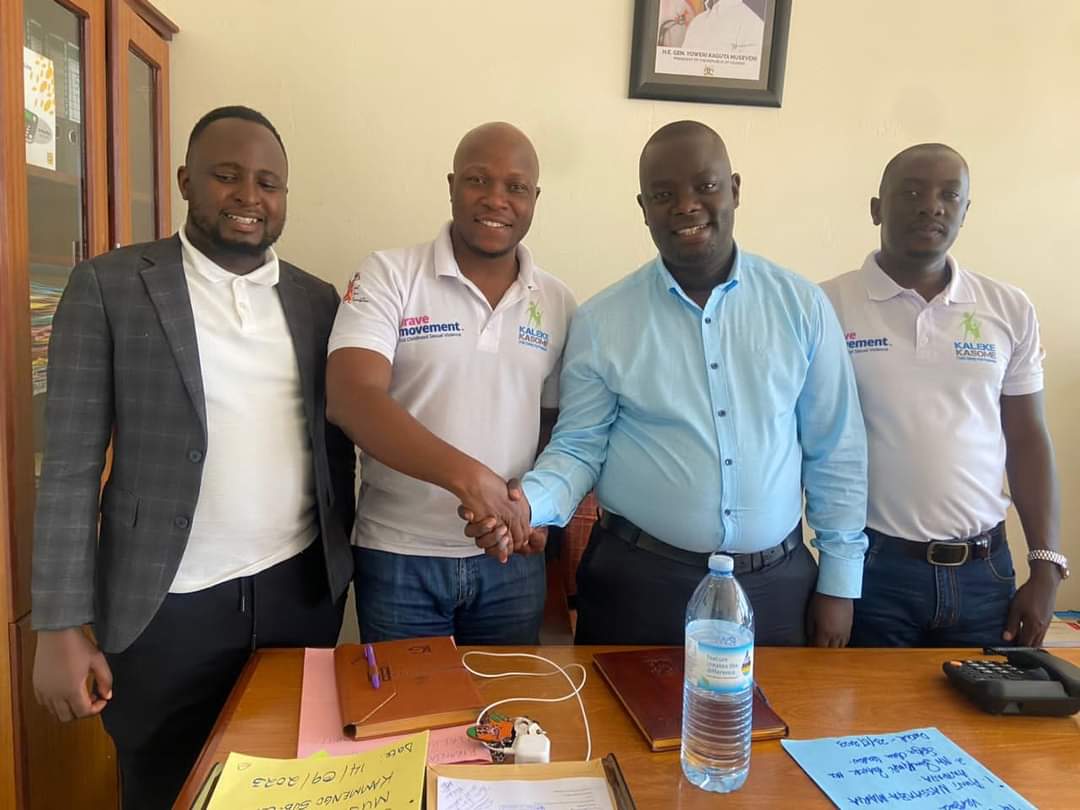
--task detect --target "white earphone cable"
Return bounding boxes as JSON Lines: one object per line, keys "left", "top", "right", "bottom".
{"left": 461, "top": 650, "right": 592, "bottom": 761}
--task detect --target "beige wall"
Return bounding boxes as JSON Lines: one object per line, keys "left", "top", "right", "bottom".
{"left": 159, "top": 1, "right": 1080, "bottom": 608}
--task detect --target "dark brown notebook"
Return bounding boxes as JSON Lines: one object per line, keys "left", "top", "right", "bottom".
{"left": 593, "top": 647, "right": 788, "bottom": 751}
{"left": 333, "top": 636, "right": 483, "bottom": 740}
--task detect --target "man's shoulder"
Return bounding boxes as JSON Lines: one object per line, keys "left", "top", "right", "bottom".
{"left": 819, "top": 267, "right": 863, "bottom": 305}
{"left": 741, "top": 250, "right": 828, "bottom": 307}
{"left": 280, "top": 259, "right": 338, "bottom": 298}
{"left": 530, "top": 264, "right": 576, "bottom": 305}
{"left": 360, "top": 237, "right": 437, "bottom": 279}
{"left": 958, "top": 265, "right": 1036, "bottom": 313}
{"left": 577, "top": 262, "right": 654, "bottom": 318}
{"left": 88, "top": 236, "right": 177, "bottom": 274}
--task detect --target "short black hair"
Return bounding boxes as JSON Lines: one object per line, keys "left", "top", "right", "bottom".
{"left": 185, "top": 105, "right": 286, "bottom": 161}
{"left": 879, "top": 143, "right": 968, "bottom": 195}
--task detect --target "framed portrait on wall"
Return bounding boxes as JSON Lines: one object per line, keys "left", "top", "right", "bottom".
{"left": 629, "top": 0, "right": 792, "bottom": 107}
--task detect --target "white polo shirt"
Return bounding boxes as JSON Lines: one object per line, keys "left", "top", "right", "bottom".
{"left": 822, "top": 252, "right": 1044, "bottom": 542}
{"left": 171, "top": 228, "right": 317, "bottom": 592}
{"left": 328, "top": 223, "right": 576, "bottom": 557}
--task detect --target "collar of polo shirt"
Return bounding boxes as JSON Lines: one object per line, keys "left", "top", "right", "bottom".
{"left": 432, "top": 221, "right": 539, "bottom": 292}
{"left": 863, "top": 252, "right": 975, "bottom": 305}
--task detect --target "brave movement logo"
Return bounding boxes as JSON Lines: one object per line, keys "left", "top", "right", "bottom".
{"left": 845, "top": 331, "right": 890, "bottom": 354}
{"left": 399, "top": 314, "right": 462, "bottom": 342}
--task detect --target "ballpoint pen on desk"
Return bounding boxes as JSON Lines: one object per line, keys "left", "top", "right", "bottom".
{"left": 364, "top": 643, "right": 381, "bottom": 689}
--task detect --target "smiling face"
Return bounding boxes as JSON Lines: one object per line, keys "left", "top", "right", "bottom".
{"left": 447, "top": 123, "right": 540, "bottom": 262}
{"left": 637, "top": 124, "right": 740, "bottom": 281}
{"left": 178, "top": 117, "right": 288, "bottom": 265}
{"left": 872, "top": 145, "right": 970, "bottom": 264}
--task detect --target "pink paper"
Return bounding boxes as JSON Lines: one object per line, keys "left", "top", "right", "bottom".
{"left": 296, "top": 647, "right": 492, "bottom": 764}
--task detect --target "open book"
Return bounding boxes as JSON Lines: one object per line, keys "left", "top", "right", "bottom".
{"left": 333, "top": 636, "right": 483, "bottom": 740}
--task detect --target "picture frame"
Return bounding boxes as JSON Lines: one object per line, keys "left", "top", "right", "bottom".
{"left": 629, "top": 0, "right": 792, "bottom": 108}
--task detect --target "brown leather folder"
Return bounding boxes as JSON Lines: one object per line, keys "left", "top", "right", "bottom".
{"left": 593, "top": 647, "right": 788, "bottom": 751}
{"left": 332, "top": 636, "right": 483, "bottom": 740}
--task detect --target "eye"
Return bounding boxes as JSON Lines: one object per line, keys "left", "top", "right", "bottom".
{"left": 943, "top": 191, "right": 960, "bottom": 200}
{"left": 466, "top": 175, "right": 486, "bottom": 185}
{"left": 698, "top": 182, "right": 718, "bottom": 193}
{"left": 651, "top": 191, "right": 672, "bottom": 202}
{"left": 259, "top": 181, "right": 279, "bottom": 191}
{"left": 509, "top": 182, "right": 530, "bottom": 194}
{"left": 215, "top": 173, "right": 237, "bottom": 183}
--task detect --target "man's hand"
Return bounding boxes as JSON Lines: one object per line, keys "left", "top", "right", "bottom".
{"left": 33, "top": 628, "right": 113, "bottom": 722}
{"left": 455, "top": 468, "right": 531, "bottom": 558}
{"left": 1003, "top": 564, "right": 1061, "bottom": 646}
{"left": 805, "top": 594, "right": 853, "bottom": 647}
{"left": 458, "top": 478, "right": 536, "bottom": 563}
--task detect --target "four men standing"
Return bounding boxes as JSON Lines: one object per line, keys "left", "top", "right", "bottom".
{"left": 28, "top": 106, "right": 1068, "bottom": 809}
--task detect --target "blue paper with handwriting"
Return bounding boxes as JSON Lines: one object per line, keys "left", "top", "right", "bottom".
{"left": 780, "top": 727, "right": 1033, "bottom": 809}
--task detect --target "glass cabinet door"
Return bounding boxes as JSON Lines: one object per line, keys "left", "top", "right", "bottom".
{"left": 23, "top": 0, "right": 108, "bottom": 482}
{"left": 111, "top": 0, "right": 171, "bottom": 247}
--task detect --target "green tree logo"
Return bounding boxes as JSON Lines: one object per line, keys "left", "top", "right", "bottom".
{"left": 961, "top": 312, "right": 981, "bottom": 341}
{"left": 527, "top": 301, "right": 543, "bottom": 329}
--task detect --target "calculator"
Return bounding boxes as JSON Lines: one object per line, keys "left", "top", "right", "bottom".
{"left": 942, "top": 647, "right": 1080, "bottom": 716}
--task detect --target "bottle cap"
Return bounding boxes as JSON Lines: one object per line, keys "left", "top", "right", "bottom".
{"left": 708, "top": 553, "right": 734, "bottom": 573}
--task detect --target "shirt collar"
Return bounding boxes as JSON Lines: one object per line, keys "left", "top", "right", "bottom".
{"left": 654, "top": 245, "right": 741, "bottom": 310}
{"left": 178, "top": 226, "right": 280, "bottom": 287}
{"left": 433, "top": 221, "right": 539, "bottom": 291}
{"left": 860, "top": 251, "right": 974, "bottom": 305}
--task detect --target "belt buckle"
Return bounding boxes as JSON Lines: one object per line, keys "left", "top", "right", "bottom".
{"left": 926, "top": 541, "right": 969, "bottom": 567}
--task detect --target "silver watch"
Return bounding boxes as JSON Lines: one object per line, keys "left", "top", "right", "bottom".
{"left": 1027, "top": 549, "right": 1070, "bottom": 579}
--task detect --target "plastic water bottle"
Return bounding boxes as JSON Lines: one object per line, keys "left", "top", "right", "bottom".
{"left": 681, "top": 553, "right": 755, "bottom": 793}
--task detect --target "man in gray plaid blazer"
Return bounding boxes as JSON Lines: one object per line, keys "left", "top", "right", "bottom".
{"left": 31, "top": 106, "right": 355, "bottom": 810}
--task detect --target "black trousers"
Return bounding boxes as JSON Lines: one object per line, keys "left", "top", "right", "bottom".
{"left": 101, "top": 540, "right": 345, "bottom": 810}
{"left": 574, "top": 521, "right": 818, "bottom": 646}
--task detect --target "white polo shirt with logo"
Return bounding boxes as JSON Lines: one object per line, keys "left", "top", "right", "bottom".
{"left": 822, "top": 252, "right": 1044, "bottom": 542}
{"left": 328, "top": 222, "right": 576, "bottom": 557}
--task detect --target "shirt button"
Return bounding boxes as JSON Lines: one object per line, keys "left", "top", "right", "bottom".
{"left": 724, "top": 458, "right": 733, "bottom": 466}
{"left": 717, "top": 409, "right": 727, "bottom": 417}
{"left": 174, "top": 515, "right": 190, "bottom": 530}
{"left": 724, "top": 509, "right": 732, "bottom": 516}
{"left": 187, "top": 449, "right": 204, "bottom": 463}
{"left": 704, "top": 317, "right": 712, "bottom": 324}
{"left": 710, "top": 362, "right": 718, "bottom": 370}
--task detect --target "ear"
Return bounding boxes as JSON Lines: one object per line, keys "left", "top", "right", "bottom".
{"left": 870, "top": 196, "right": 882, "bottom": 225}
{"left": 960, "top": 198, "right": 971, "bottom": 227}
{"left": 730, "top": 173, "right": 742, "bottom": 209}
{"left": 534, "top": 185, "right": 541, "bottom": 202}
{"left": 177, "top": 165, "right": 190, "bottom": 200}
{"left": 447, "top": 172, "right": 454, "bottom": 200}
{"left": 636, "top": 193, "right": 648, "bottom": 225}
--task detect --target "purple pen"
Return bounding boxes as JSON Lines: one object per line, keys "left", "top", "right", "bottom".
{"left": 364, "top": 643, "right": 381, "bottom": 689}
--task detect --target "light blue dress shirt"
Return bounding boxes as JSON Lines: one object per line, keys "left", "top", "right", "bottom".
{"left": 522, "top": 249, "right": 869, "bottom": 598}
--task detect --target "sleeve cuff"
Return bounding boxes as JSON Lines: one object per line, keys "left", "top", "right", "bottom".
{"left": 814, "top": 548, "right": 865, "bottom": 599}
{"left": 522, "top": 477, "right": 555, "bottom": 528}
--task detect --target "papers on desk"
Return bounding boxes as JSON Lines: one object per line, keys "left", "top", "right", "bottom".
{"left": 298, "top": 647, "right": 491, "bottom": 763}
{"left": 781, "top": 727, "right": 1034, "bottom": 809}
{"left": 437, "top": 776, "right": 614, "bottom": 810}
{"left": 206, "top": 730, "right": 428, "bottom": 809}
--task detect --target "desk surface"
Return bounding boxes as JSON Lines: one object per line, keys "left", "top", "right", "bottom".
{"left": 176, "top": 646, "right": 1080, "bottom": 809}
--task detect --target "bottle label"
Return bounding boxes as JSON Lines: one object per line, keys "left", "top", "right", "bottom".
{"left": 686, "top": 631, "right": 753, "bottom": 693}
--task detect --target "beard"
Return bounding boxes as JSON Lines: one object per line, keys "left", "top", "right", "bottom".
{"left": 188, "top": 208, "right": 281, "bottom": 256}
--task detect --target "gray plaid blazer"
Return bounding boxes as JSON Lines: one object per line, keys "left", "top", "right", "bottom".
{"left": 31, "top": 236, "right": 356, "bottom": 653}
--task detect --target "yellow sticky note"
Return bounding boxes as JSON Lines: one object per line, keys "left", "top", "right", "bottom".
{"left": 207, "top": 730, "right": 428, "bottom": 809}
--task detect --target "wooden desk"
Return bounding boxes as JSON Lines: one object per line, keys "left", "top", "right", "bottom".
{"left": 175, "top": 647, "right": 1080, "bottom": 809}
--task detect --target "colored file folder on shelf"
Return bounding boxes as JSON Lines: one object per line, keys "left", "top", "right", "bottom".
{"left": 333, "top": 636, "right": 483, "bottom": 740}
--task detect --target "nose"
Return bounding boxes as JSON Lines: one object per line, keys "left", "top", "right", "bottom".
{"left": 916, "top": 192, "right": 945, "bottom": 217}
{"left": 481, "top": 183, "right": 510, "bottom": 209}
{"left": 672, "top": 187, "right": 702, "bottom": 215}
{"left": 232, "top": 174, "right": 260, "bottom": 206}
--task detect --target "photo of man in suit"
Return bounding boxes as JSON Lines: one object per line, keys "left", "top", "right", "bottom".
{"left": 30, "top": 105, "right": 355, "bottom": 810}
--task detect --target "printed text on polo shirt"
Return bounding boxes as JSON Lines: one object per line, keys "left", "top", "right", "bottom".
{"left": 399, "top": 314, "right": 463, "bottom": 342}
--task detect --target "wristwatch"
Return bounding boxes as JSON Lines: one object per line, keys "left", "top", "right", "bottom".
{"left": 1027, "top": 549, "right": 1071, "bottom": 579}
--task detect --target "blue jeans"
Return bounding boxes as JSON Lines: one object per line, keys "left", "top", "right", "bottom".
{"left": 353, "top": 546, "right": 546, "bottom": 645}
{"left": 852, "top": 530, "right": 1016, "bottom": 647}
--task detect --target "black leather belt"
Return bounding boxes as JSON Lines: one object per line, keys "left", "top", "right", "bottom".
{"left": 597, "top": 511, "right": 801, "bottom": 575}
{"left": 867, "top": 523, "right": 1005, "bottom": 567}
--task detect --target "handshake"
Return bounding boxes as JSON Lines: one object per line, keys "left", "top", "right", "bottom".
{"left": 456, "top": 470, "right": 548, "bottom": 564}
